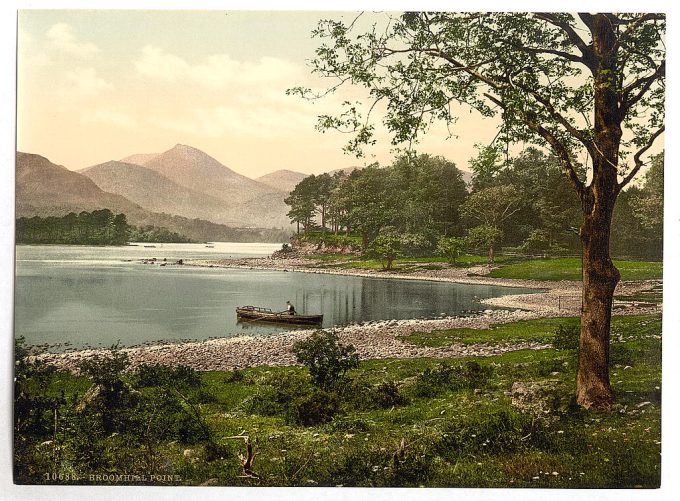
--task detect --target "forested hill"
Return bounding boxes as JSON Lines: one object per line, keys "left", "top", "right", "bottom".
{"left": 15, "top": 210, "right": 191, "bottom": 245}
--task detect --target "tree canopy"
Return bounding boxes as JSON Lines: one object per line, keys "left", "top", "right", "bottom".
{"left": 292, "top": 12, "right": 665, "bottom": 410}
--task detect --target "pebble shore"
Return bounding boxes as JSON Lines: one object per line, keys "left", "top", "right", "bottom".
{"left": 37, "top": 256, "right": 661, "bottom": 372}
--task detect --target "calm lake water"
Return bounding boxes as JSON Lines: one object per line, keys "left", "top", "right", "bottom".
{"left": 15, "top": 244, "right": 536, "bottom": 352}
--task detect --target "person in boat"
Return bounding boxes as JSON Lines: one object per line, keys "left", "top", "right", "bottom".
{"left": 286, "top": 301, "right": 296, "bottom": 315}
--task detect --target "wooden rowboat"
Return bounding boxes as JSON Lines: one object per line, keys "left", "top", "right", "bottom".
{"left": 236, "top": 306, "right": 323, "bottom": 325}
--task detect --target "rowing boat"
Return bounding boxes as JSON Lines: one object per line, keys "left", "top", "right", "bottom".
{"left": 236, "top": 306, "right": 323, "bottom": 325}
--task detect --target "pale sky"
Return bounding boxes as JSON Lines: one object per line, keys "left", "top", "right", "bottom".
{"left": 17, "top": 10, "right": 503, "bottom": 177}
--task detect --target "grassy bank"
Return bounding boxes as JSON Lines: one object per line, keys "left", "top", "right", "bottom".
{"left": 304, "top": 252, "right": 662, "bottom": 282}
{"left": 487, "top": 257, "right": 662, "bottom": 281}
{"left": 15, "top": 314, "right": 661, "bottom": 488}
{"left": 307, "top": 254, "right": 512, "bottom": 271}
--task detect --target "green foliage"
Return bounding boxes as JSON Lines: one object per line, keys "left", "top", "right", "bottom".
{"left": 15, "top": 210, "right": 197, "bottom": 245}
{"left": 287, "top": 389, "right": 341, "bottom": 426}
{"left": 372, "top": 380, "right": 409, "bottom": 409}
{"left": 128, "top": 224, "right": 193, "bottom": 243}
{"left": 16, "top": 210, "right": 130, "bottom": 245}
{"left": 466, "top": 225, "right": 503, "bottom": 262}
{"left": 436, "top": 236, "right": 467, "bottom": 264}
{"left": 133, "top": 363, "right": 202, "bottom": 388}
{"left": 293, "top": 331, "right": 360, "bottom": 390}
{"left": 521, "top": 229, "right": 551, "bottom": 254}
{"left": 14, "top": 314, "right": 661, "bottom": 487}
{"left": 368, "top": 231, "right": 403, "bottom": 270}
{"left": 553, "top": 323, "right": 580, "bottom": 350}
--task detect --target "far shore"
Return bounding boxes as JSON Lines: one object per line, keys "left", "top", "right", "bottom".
{"left": 37, "top": 255, "right": 662, "bottom": 372}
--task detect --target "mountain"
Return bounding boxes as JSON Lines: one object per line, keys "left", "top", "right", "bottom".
{"left": 328, "top": 165, "right": 364, "bottom": 176}
{"left": 80, "top": 160, "right": 235, "bottom": 224}
{"left": 119, "top": 152, "right": 159, "bottom": 166}
{"left": 460, "top": 169, "right": 473, "bottom": 187}
{"left": 16, "top": 152, "right": 148, "bottom": 219}
{"left": 142, "top": 144, "right": 290, "bottom": 227}
{"left": 16, "top": 152, "right": 291, "bottom": 242}
{"left": 256, "top": 169, "right": 308, "bottom": 194}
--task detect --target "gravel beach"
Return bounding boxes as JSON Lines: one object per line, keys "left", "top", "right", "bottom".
{"left": 37, "top": 256, "right": 661, "bottom": 372}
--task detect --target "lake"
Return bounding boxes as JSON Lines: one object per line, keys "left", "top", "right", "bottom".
{"left": 14, "top": 244, "right": 536, "bottom": 352}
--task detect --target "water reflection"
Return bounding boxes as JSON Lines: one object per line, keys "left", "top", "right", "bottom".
{"left": 15, "top": 246, "right": 536, "bottom": 352}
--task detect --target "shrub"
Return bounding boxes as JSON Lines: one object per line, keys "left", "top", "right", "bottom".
{"left": 373, "top": 381, "right": 410, "bottom": 408}
{"left": 287, "top": 389, "right": 341, "bottom": 426}
{"left": 437, "top": 236, "right": 467, "bottom": 264}
{"left": 242, "top": 372, "right": 311, "bottom": 416}
{"left": 133, "top": 363, "right": 201, "bottom": 388}
{"left": 553, "top": 323, "right": 580, "bottom": 350}
{"left": 293, "top": 331, "right": 359, "bottom": 390}
{"left": 457, "top": 361, "right": 493, "bottom": 389}
{"left": 223, "top": 369, "right": 245, "bottom": 383}
{"left": 368, "top": 232, "right": 403, "bottom": 270}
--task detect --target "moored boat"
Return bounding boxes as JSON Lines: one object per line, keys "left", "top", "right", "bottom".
{"left": 236, "top": 306, "right": 323, "bottom": 325}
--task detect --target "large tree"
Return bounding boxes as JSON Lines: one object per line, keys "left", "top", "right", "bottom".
{"left": 292, "top": 12, "right": 665, "bottom": 409}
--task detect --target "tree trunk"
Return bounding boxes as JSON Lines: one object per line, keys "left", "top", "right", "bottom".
{"left": 577, "top": 205, "right": 620, "bottom": 409}
{"left": 575, "top": 14, "right": 623, "bottom": 410}
{"left": 488, "top": 246, "right": 494, "bottom": 264}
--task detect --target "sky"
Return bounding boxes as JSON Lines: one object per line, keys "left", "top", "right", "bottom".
{"left": 17, "top": 10, "right": 505, "bottom": 177}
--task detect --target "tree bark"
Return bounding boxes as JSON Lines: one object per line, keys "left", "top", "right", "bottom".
{"left": 576, "top": 14, "right": 623, "bottom": 410}
{"left": 577, "top": 203, "right": 620, "bottom": 409}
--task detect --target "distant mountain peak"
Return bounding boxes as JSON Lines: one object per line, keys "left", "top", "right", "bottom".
{"left": 119, "top": 152, "right": 159, "bottom": 166}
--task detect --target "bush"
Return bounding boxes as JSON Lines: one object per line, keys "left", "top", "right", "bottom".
{"left": 133, "top": 363, "right": 202, "bottom": 388}
{"left": 373, "top": 381, "right": 410, "bottom": 408}
{"left": 242, "top": 372, "right": 310, "bottom": 416}
{"left": 223, "top": 369, "right": 245, "bottom": 383}
{"left": 287, "top": 389, "right": 341, "bottom": 426}
{"left": 437, "top": 236, "right": 467, "bottom": 264}
{"left": 553, "top": 323, "right": 580, "bottom": 350}
{"left": 293, "top": 331, "right": 359, "bottom": 390}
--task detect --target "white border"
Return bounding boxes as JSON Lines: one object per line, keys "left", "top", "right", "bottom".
{"left": 1, "top": 1, "right": 678, "bottom": 501}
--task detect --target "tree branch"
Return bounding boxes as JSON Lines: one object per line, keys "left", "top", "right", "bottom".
{"left": 521, "top": 46, "right": 585, "bottom": 65}
{"left": 621, "top": 60, "right": 665, "bottom": 112}
{"left": 482, "top": 92, "right": 586, "bottom": 202}
{"left": 535, "top": 13, "right": 594, "bottom": 70}
{"left": 619, "top": 125, "right": 665, "bottom": 189}
{"left": 506, "top": 78, "right": 595, "bottom": 156}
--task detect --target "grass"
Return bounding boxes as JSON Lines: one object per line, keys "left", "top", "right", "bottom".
{"left": 403, "top": 316, "right": 580, "bottom": 347}
{"left": 22, "top": 314, "right": 661, "bottom": 488}
{"left": 309, "top": 254, "right": 512, "bottom": 272}
{"left": 302, "top": 251, "right": 661, "bottom": 282}
{"left": 488, "top": 257, "right": 662, "bottom": 281}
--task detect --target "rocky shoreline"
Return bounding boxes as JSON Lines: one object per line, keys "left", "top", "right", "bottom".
{"left": 37, "top": 256, "right": 662, "bottom": 372}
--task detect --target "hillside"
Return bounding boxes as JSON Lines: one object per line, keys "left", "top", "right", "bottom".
{"left": 256, "top": 169, "right": 308, "bottom": 194}
{"left": 119, "top": 152, "right": 159, "bottom": 166}
{"left": 142, "top": 144, "right": 290, "bottom": 227}
{"left": 80, "top": 161, "right": 236, "bottom": 224}
{"left": 16, "top": 152, "right": 291, "bottom": 242}
{"left": 16, "top": 152, "right": 149, "bottom": 220}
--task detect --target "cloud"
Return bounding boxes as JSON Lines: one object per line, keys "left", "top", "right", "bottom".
{"left": 82, "top": 108, "right": 134, "bottom": 128}
{"left": 46, "top": 23, "right": 99, "bottom": 57}
{"left": 151, "top": 102, "right": 316, "bottom": 139}
{"left": 65, "top": 67, "right": 114, "bottom": 96}
{"left": 134, "top": 45, "right": 301, "bottom": 89}
{"left": 134, "top": 45, "right": 189, "bottom": 81}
